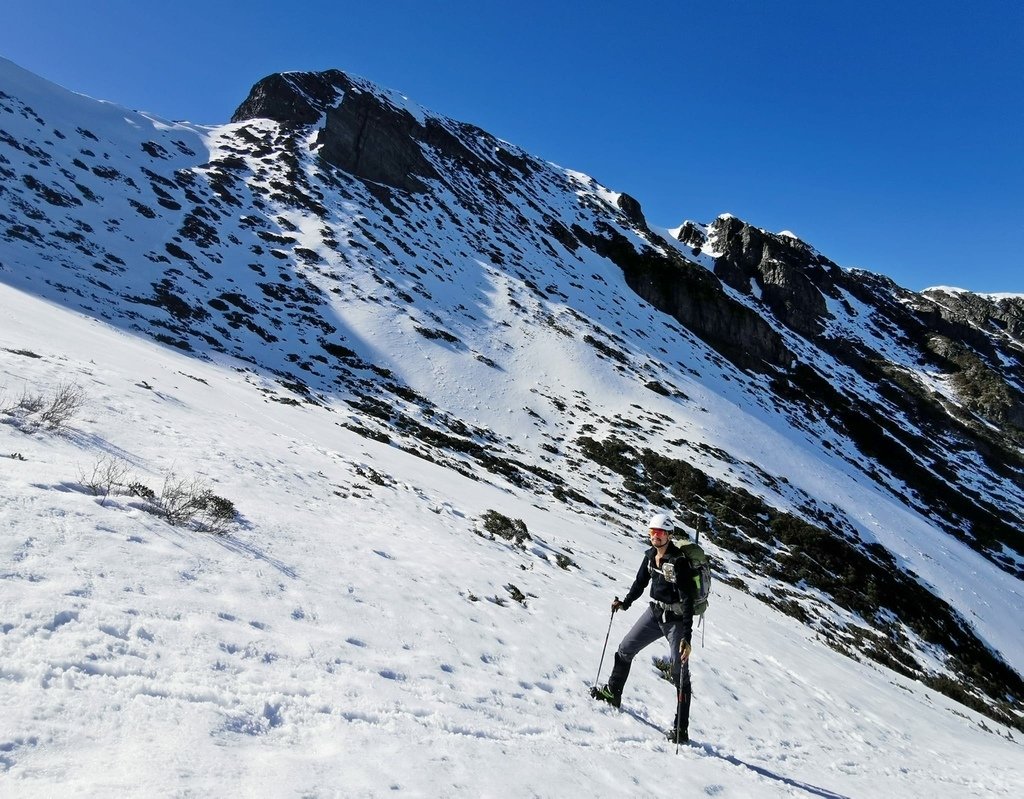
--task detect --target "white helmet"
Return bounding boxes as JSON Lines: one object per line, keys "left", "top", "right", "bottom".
{"left": 647, "top": 512, "right": 674, "bottom": 532}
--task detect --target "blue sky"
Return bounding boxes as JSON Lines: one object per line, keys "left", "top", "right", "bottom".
{"left": 3, "top": 0, "right": 1021, "bottom": 292}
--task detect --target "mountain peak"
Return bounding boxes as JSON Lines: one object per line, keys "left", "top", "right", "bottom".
{"left": 231, "top": 67, "right": 526, "bottom": 194}
{"left": 231, "top": 69, "right": 352, "bottom": 125}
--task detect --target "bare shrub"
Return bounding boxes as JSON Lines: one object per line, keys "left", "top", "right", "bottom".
{"left": 38, "top": 382, "right": 87, "bottom": 431}
{"left": 85, "top": 465, "right": 238, "bottom": 535}
{"left": 1, "top": 387, "right": 43, "bottom": 418}
{"left": 79, "top": 455, "right": 131, "bottom": 506}
{"left": 159, "top": 474, "right": 211, "bottom": 526}
{"left": 194, "top": 492, "right": 238, "bottom": 534}
{"left": 157, "top": 473, "right": 237, "bottom": 533}
{"left": 14, "top": 388, "right": 46, "bottom": 415}
{"left": 1, "top": 382, "right": 86, "bottom": 433}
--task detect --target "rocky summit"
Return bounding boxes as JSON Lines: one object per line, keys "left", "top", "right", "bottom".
{"left": 1, "top": 58, "right": 1022, "bottom": 730}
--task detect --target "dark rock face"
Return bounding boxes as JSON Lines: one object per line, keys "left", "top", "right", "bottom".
{"left": 419, "top": 120, "right": 498, "bottom": 181}
{"left": 616, "top": 193, "right": 645, "bottom": 228}
{"left": 709, "top": 216, "right": 833, "bottom": 337}
{"left": 231, "top": 71, "right": 349, "bottom": 126}
{"left": 996, "top": 296, "right": 1024, "bottom": 341}
{"left": 234, "top": 70, "right": 438, "bottom": 193}
{"left": 317, "top": 88, "right": 438, "bottom": 193}
{"left": 674, "top": 221, "right": 707, "bottom": 253}
{"left": 633, "top": 257, "right": 794, "bottom": 372}
{"left": 231, "top": 70, "right": 542, "bottom": 196}
{"left": 923, "top": 289, "right": 1024, "bottom": 352}
{"left": 574, "top": 223, "right": 794, "bottom": 372}
{"left": 916, "top": 290, "right": 1024, "bottom": 429}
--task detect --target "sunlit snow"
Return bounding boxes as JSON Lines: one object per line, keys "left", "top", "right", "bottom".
{"left": 1, "top": 56, "right": 1022, "bottom": 798}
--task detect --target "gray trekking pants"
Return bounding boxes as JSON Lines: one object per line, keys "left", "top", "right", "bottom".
{"left": 608, "top": 604, "right": 692, "bottom": 728}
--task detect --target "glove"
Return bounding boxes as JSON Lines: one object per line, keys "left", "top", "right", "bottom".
{"left": 611, "top": 597, "right": 628, "bottom": 612}
{"left": 679, "top": 640, "right": 692, "bottom": 662}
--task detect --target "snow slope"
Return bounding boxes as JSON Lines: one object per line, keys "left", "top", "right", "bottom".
{"left": 1, "top": 56, "right": 1023, "bottom": 797}
{"left": 2, "top": 284, "right": 1022, "bottom": 798}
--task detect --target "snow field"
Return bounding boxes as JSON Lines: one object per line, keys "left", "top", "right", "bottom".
{"left": 1, "top": 285, "right": 1022, "bottom": 797}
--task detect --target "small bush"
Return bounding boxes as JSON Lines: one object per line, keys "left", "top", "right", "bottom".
{"left": 127, "top": 481, "right": 156, "bottom": 501}
{"left": 159, "top": 475, "right": 209, "bottom": 526}
{"left": 194, "top": 492, "right": 237, "bottom": 534}
{"left": 38, "top": 382, "right": 87, "bottom": 430}
{"left": 505, "top": 583, "right": 527, "bottom": 606}
{"left": 157, "top": 475, "right": 235, "bottom": 532}
{"left": 12, "top": 389, "right": 45, "bottom": 415}
{"left": 124, "top": 473, "right": 239, "bottom": 534}
{"left": 480, "top": 510, "right": 532, "bottom": 548}
{"left": 1, "top": 381, "right": 86, "bottom": 433}
{"left": 652, "top": 656, "right": 674, "bottom": 683}
{"left": 414, "top": 326, "right": 459, "bottom": 344}
{"left": 79, "top": 455, "right": 131, "bottom": 506}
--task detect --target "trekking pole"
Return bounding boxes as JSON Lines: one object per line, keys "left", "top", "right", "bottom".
{"left": 592, "top": 600, "right": 617, "bottom": 690}
{"left": 675, "top": 664, "right": 685, "bottom": 755}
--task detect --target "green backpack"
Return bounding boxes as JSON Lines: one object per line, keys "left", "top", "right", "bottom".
{"left": 677, "top": 540, "right": 711, "bottom": 617}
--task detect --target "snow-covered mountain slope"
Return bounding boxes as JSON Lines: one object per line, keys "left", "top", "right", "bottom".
{"left": 3, "top": 280, "right": 1023, "bottom": 798}
{"left": 1, "top": 57, "right": 1022, "bottom": 794}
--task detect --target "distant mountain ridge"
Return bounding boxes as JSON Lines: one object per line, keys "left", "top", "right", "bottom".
{"left": 1, "top": 58, "right": 1021, "bottom": 729}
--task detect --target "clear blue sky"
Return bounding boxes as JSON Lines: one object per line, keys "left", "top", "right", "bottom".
{"left": 3, "top": 1, "right": 1021, "bottom": 292}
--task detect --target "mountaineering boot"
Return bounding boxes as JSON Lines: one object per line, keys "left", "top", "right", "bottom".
{"left": 591, "top": 651, "right": 627, "bottom": 707}
{"left": 591, "top": 684, "right": 621, "bottom": 708}
{"left": 673, "top": 684, "right": 692, "bottom": 741}
{"left": 665, "top": 727, "right": 689, "bottom": 744}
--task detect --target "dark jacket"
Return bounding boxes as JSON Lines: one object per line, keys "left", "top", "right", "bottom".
{"left": 621, "top": 541, "right": 695, "bottom": 637}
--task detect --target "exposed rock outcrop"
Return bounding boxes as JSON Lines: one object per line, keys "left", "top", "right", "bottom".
{"left": 615, "top": 193, "right": 645, "bottom": 228}
{"left": 707, "top": 215, "right": 835, "bottom": 337}
{"left": 574, "top": 223, "right": 794, "bottom": 372}
{"left": 317, "top": 87, "right": 438, "bottom": 193}
{"left": 234, "top": 70, "right": 437, "bottom": 192}
{"left": 231, "top": 70, "right": 349, "bottom": 126}
{"left": 922, "top": 288, "right": 1024, "bottom": 353}
{"left": 674, "top": 221, "right": 708, "bottom": 253}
